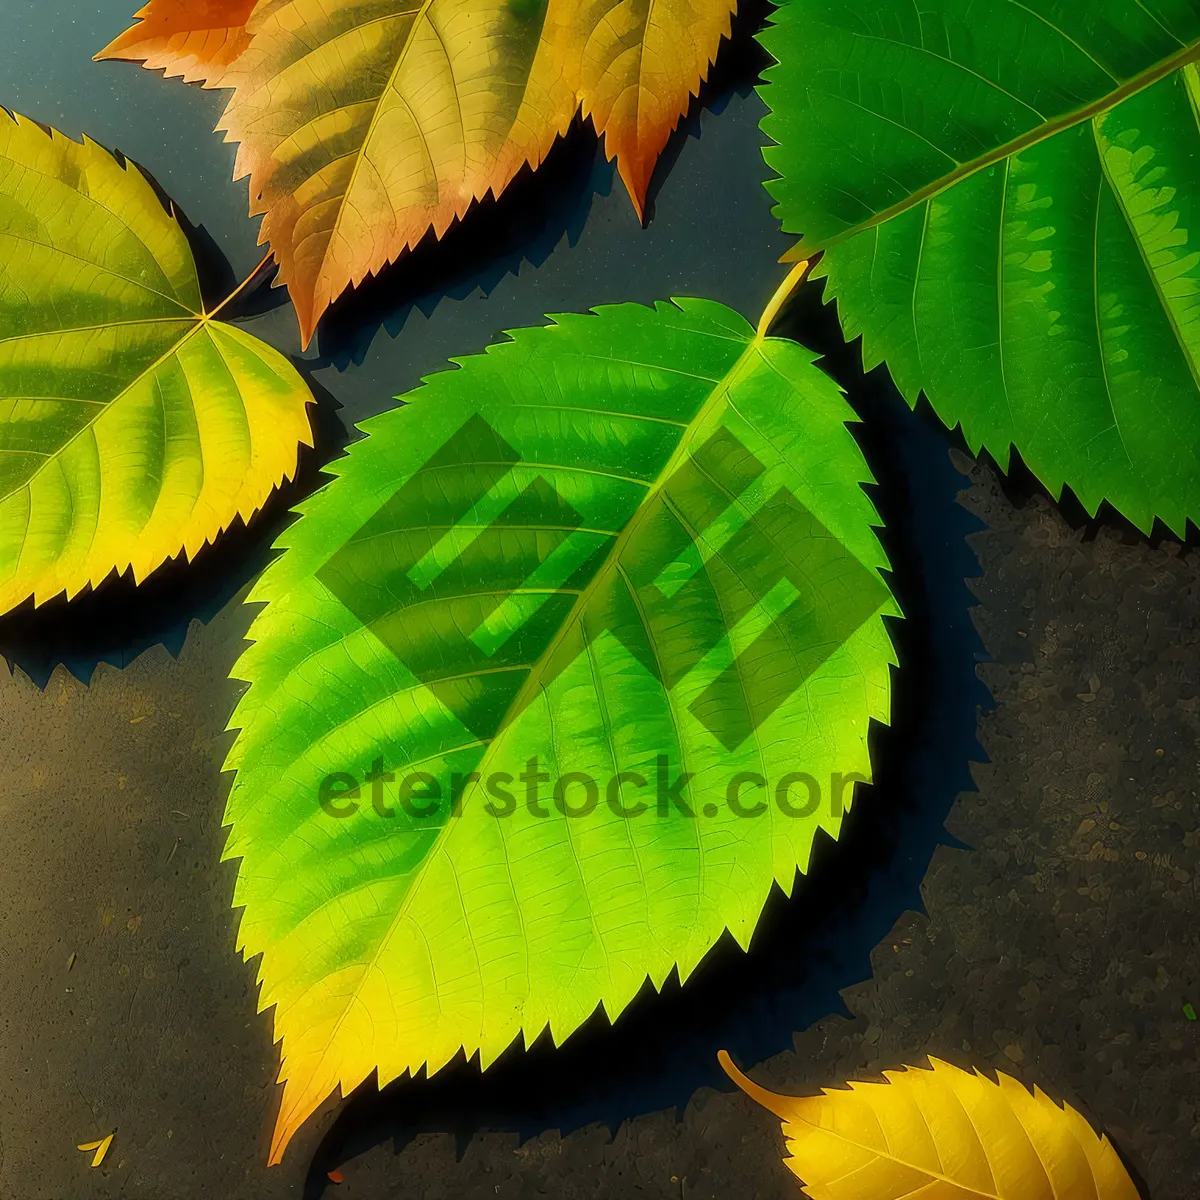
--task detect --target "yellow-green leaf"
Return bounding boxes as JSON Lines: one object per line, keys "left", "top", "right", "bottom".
{"left": 223, "top": 299, "right": 897, "bottom": 1162}
{"left": 720, "top": 1051, "right": 1141, "bottom": 1199}
{"left": 0, "top": 111, "right": 315, "bottom": 617}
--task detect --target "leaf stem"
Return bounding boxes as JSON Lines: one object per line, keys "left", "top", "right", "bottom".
{"left": 204, "top": 251, "right": 275, "bottom": 321}
{"left": 755, "top": 258, "right": 811, "bottom": 341}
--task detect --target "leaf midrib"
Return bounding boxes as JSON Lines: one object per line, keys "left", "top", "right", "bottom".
{"left": 800, "top": 37, "right": 1200, "bottom": 258}
{"left": 308, "top": 0, "right": 566, "bottom": 294}
{"left": 791, "top": 1109, "right": 1005, "bottom": 1200}
{"left": 323, "top": 0, "right": 447, "bottom": 289}
{"left": 289, "top": 332, "right": 766, "bottom": 1084}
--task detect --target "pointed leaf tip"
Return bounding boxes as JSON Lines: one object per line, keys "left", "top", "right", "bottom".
{"left": 93, "top": 0, "right": 259, "bottom": 84}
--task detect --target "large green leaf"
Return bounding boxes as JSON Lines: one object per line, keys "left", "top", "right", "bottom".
{"left": 222, "top": 298, "right": 898, "bottom": 1161}
{"left": 0, "top": 110, "right": 314, "bottom": 616}
{"left": 758, "top": 0, "right": 1200, "bottom": 533}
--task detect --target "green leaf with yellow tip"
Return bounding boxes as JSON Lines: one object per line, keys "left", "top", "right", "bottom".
{"left": 221, "top": 298, "right": 899, "bottom": 1162}
{"left": 0, "top": 110, "right": 314, "bottom": 616}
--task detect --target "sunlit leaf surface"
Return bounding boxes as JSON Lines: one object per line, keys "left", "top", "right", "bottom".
{"left": 96, "top": 0, "right": 261, "bottom": 85}
{"left": 223, "top": 299, "right": 898, "bottom": 1160}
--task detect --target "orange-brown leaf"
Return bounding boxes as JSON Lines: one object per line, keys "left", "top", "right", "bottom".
{"left": 100, "top": 0, "right": 737, "bottom": 347}
{"left": 95, "top": 0, "right": 261, "bottom": 85}
{"left": 217, "top": 0, "right": 582, "bottom": 347}
{"left": 569, "top": 0, "right": 738, "bottom": 218}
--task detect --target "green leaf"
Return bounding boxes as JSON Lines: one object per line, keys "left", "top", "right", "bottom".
{"left": 222, "top": 298, "right": 899, "bottom": 1162}
{"left": 758, "top": 0, "right": 1200, "bottom": 534}
{"left": 0, "top": 110, "right": 314, "bottom": 616}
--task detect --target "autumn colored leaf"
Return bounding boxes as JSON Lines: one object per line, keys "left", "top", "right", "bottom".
{"left": 222, "top": 298, "right": 897, "bottom": 1161}
{"left": 569, "top": 0, "right": 739, "bottom": 213}
{"left": 0, "top": 111, "right": 314, "bottom": 617}
{"left": 76, "top": 1133, "right": 115, "bottom": 1169}
{"left": 721, "top": 1051, "right": 1142, "bottom": 1199}
{"left": 98, "top": 0, "right": 739, "bottom": 347}
{"left": 95, "top": 0, "right": 261, "bottom": 85}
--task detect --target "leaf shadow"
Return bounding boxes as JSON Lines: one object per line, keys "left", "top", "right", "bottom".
{"left": 972, "top": 440, "right": 1199, "bottom": 552}
{"left": 639, "top": 0, "right": 774, "bottom": 228}
{"left": 299, "top": 276, "right": 993, "bottom": 1196}
{"left": 306, "top": 118, "right": 614, "bottom": 374}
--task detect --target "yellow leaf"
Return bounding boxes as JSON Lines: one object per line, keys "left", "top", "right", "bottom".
{"left": 99, "top": 0, "right": 738, "bottom": 347}
{"left": 76, "top": 1132, "right": 114, "bottom": 1167}
{"left": 719, "top": 1051, "right": 1142, "bottom": 1200}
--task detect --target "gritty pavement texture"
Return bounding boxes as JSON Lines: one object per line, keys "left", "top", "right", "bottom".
{"left": 0, "top": 453, "right": 1197, "bottom": 1199}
